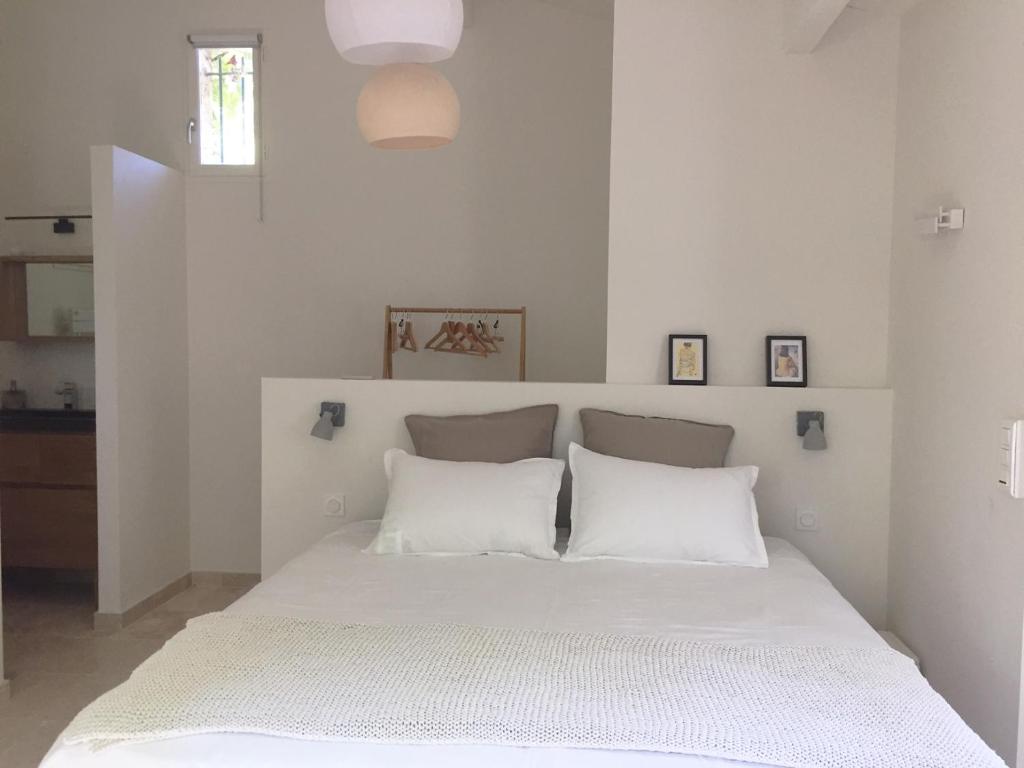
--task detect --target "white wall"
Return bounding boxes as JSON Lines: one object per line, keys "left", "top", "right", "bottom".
{"left": 263, "top": 378, "right": 894, "bottom": 627}
{"left": 0, "top": 342, "right": 95, "bottom": 410}
{"left": 92, "top": 146, "right": 190, "bottom": 614}
{"left": 887, "top": 1, "right": 1024, "bottom": 763}
{"left": 0, "top": 0, "right": 614, "bottom": 576}
{"left": 184, "top": 0, "right": 613, "bottom": 573}
{"left": 605, "top": 0, "right": 899, "bottom": 387}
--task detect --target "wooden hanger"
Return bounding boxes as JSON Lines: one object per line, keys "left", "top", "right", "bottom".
{"left": 399, "top": 319, "right": 418, "bottom": 352}
{"left": 448, "top": 321, "right": 477, "bottom": 355}
{"left": 476, "top": 318, "right": 501, "bottom": 353}
{"left": 430, "top": 320, "right": 468, "bottom": 353}
{"left": 464, "top": 321, "right": 491, "bottom": 358}
{"left": 425, "top": 319, "right": 449, "bottom": 350}
{"left": 490, "top": 317, "right": 505, "bottom": 343}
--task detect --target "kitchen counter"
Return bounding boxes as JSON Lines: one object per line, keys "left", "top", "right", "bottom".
{"left": 0, "top": 409, "right": 96, "bottom": 434}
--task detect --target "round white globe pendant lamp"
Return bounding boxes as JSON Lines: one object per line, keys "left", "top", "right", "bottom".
{"left": 357, "top": 64, "right": 461, "bottom": 150}
{"left": 325, "top": 0, "right": 464, "bottom": 65}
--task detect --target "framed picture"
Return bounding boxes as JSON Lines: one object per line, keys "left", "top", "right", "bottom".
{"left": 766, "top": 336, "right": 808, "bottom": 388}
{"left": 669, "top": 335, "right": 708, "bottom": 386}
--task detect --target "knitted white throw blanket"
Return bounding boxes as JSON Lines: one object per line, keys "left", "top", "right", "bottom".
{"left": 62, "top": 614, "right": 1006, "bottom": 767}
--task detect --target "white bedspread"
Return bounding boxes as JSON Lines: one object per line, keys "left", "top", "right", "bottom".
{"left": 44, "top": 521, "right": 912, "bottom": 768}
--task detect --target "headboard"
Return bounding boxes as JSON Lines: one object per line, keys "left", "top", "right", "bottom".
{"left": 262, "top": 378, "right": 893, "bottom": 627}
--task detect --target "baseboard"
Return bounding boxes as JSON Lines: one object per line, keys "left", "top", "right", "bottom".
{"left": 93, "top": 571, "right": 260, "bottom": 631}
{"left": 878, "top": 630, "right": 921, "bottom": 671}
{"left": 190, "top": 571, "right": 260, "bottom": 589}
{"left": 94, "top": 572, "right": 192, "bottom": 632}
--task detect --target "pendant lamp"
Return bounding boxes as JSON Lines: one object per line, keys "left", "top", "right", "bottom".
{"left": 326, "top": 0, "right": 464, "bottom": 65}
{"left": 357, "top": 64, "right": 460, "bottom": 150}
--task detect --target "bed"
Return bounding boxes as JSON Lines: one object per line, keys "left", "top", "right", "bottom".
{"left": 43, "top": 519, "right": 923, "bottom": 768}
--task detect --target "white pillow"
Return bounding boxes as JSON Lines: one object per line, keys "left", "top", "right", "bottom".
{"left": 366, "top": 449, "right": 564, "bottom": 559}
{"left": 563, "top": 443, "right": 768, "bottom": 567}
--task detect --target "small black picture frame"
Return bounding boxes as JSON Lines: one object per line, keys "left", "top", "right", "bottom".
{"left": 766, "top": 336, "right": 808, "bottom": 388}
{"left": 668, "top": 335, "right": 708, "bottom": 386}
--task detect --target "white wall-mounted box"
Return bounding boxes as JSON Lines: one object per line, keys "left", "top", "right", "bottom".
{"left": 998, "top": 421, "right": 1024, "bottom": 498}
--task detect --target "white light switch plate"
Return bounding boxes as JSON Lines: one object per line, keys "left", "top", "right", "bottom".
{"left": 324, "top": 495, "right": 346, "bottom": 518}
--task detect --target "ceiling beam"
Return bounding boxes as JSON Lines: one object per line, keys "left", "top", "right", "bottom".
{"left": 786, "top": 0, "right": 850, "bottom": 54}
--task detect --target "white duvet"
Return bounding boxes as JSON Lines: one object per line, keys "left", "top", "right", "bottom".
{"left": 45, "top": 520, "right": 892, "bottom": 768}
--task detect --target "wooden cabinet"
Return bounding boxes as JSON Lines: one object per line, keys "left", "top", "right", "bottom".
{"left": 0, "top": 431, "right": 97, "bottom": 571}
{"left": 0, "top": 261, "right": 28, "bottom": 340}
{"left": 0, "top": 433, "right": 97, "bottom": 486}
{"left": 1, "top": 487, "right": 97, "bottom": 570}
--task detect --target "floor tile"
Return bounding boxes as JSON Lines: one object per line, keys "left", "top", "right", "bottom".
{"left": 0, "top": 578, "right": 252, "bottom": 768}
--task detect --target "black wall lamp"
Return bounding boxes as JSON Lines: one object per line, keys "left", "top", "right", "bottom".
{"left": 797, "top": 411, "right": 827, "bottom": 451}
{"left": 311, "top": 402, "right": 346, "bottom": 441}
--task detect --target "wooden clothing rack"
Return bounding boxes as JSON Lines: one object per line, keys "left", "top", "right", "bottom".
{"left": 383, "top": 306, "right": 527, "bottom": 382}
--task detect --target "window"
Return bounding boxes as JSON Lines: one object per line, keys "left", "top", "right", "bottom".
{"left": 189, "top": 35, "right": 261, "bottom": 171}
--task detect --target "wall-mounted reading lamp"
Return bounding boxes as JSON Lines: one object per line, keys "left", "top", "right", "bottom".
{"left": 797, "top": 411, "right": 827, "bottom": 451}
{"left": 311, "top": 402, "right": 346, "bottom": 441}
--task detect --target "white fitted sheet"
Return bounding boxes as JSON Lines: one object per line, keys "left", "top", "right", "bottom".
{"left": 45, "top": 521, "right": 885, "bottom": 768}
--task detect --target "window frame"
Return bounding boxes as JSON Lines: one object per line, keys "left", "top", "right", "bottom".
{"left": 187, "top": 33, "right": 263, "bottom": 177}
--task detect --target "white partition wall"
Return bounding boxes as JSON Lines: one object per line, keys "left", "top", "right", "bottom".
{"left": 262, "top": 379, "right": 893, "bottom": 627}
{"left": 92, "top": 146, "right": 190, "bottom": 615}
{"left": 605, "top": 0, "right": 899, "bottom": 388}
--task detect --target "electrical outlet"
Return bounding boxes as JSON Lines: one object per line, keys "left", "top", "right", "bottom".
{"left": 795, "top": 509, "right": 819, "bottom": 532}
{"left": 324, "top": 495, "right": 346, "bottom": 519}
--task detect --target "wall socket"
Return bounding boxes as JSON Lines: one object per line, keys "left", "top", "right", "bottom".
{"left": 795, "top": 509, "right": 819, "bottom": 532}
{"left": 324, "top": 495, "right": 346, "bottom": 519}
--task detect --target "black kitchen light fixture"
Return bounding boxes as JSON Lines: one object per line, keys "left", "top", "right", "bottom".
{"left": 4, "top": 214, "right": 93, "bottom": 235}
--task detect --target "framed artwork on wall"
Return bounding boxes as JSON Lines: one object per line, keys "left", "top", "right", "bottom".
{"left": 766, "top": 336, "right": 808, "bottom": 388}
{"left": 668, "top": 335, "right": 708, "bottom": 386}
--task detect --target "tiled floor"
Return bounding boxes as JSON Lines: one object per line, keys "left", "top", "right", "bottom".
{"left": 0, "top": 577, "right": 251, "bottom": 767}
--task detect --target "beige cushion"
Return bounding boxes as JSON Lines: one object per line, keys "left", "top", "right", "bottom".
{"left": 405, "top": 404, "right": 559, "bottom": 463}
{"left": 579, "top": 408, "right": 734, "bottom": 468}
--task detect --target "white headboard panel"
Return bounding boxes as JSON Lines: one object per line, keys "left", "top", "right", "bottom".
{"left": 262, "top": 379, "right": 893, "bottom": 626}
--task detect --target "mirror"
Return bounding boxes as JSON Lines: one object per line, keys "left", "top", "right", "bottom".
{"left": 26, "top": 262, "right": 95, "bottom": 338}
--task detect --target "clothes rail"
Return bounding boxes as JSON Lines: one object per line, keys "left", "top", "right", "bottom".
{"left": 383, "top": 305, "right": 527, "bottom": 382}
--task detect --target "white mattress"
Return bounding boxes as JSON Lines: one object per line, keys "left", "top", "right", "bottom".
{"left": 45, "top": 521, "right": 885, "bottom": 768}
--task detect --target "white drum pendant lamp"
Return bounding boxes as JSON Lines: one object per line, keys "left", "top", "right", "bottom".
{"left": 325, "top": 0, "right": 464, "bottom": 65}
{"left": 357, "top": 64, "right": 460, "bottom": 150}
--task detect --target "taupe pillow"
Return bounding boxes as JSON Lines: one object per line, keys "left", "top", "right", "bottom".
{"left": 405, "top": 405, "right": 558, "bottom": 463}
{"left": 579, "top": 408, "right": 734, "bottom": 468}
